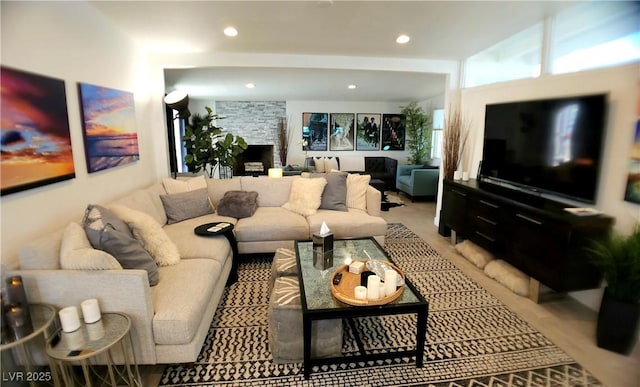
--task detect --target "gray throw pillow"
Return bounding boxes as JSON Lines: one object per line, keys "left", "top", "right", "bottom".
{"left": 216, "top": 191, "right": 259, "bottom": 219}
{"left": 309, "top": 172, "right": 348, "bottom": 211}
{"left": 160, "top": 188, "right": 213, "bottom": 224}
{"left": 83, "top": 205, "right": 159, "bottom": 286}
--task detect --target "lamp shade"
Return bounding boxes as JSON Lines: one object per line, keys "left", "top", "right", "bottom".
{"left": 164, "top": 90, "right": 190, "bottom": 119}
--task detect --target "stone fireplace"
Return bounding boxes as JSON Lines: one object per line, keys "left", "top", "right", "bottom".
{"left": 233, "top": 145, "right": 274, "bottom": 176}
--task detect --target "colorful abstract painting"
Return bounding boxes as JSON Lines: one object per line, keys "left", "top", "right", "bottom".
{"left": 0, "top": 66, "right": 75, "bottom": 195}
{"left": 79, "top": 83, "right": 139, "bottom": 173}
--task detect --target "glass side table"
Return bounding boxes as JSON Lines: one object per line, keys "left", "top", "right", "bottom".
{"left": 1, "top": 303, "right": 57, "bottom": 386}
{"left": 46, "top": 312, "right": 141, "bottom": 387}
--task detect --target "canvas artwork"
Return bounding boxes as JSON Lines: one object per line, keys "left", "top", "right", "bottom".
{"left": 381, "top": 113, "right": 406, "bottom": 151}
{"left": 356, "top": 113, "right": 381, "bottom": 151}
{"left": 79, "top": 83, "right": 139, "bottom": 173}
{"left": 0, "top": 66, "right": 75, "bottom": 195}
{"left": 302, "top": 112, "right": 328, "bottom": 151}
{"left": 624, "top": 119, "right": 640, "bottom": 204}
{"left": 329, "top": 113, "right": 355, "bottom": 151}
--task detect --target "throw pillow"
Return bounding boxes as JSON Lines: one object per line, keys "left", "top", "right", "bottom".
{"left": 282, "top": 177, "right": 327, "bottom": 216}
{"left": 162, "top": 175, "right": 207, "bottom": 194}
{"left": 83, "top": 205, "right": 159, "bottom": 286}
{"left": 346, "top": 173, "right": 370, "bottom": 211}
{"left": 110, "top": 205, "right": 181, "bottom": 266}
{"left": 313, "top": 157, "right": 326, "bottom": 173}
{"left": 216, "top": 191, "right": 259, "bottom": 219}
{"left": 60, "top": 222, "right": 122, "bottom": 270}
{"left": 306, "top": 172, "right": 348, "bottom": 211}
{"left": 324, "top": 157, "right": 339, "bottom": 172}
{"left": 160, "top": 188, "right": 213, "bottom": 224}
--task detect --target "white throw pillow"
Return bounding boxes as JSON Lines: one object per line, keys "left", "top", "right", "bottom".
{"left": 455, "top": 240, "right": 494, "bottom": 269}
{"left": 484, "top": 260, "right": 530, "bottom": 297}
{"left": 60, "top": 222, "right": 122, "bottom": 270}
{"left": 282, "top": 177, "right": 327, "bottom": 216}
{"left": 324, "top": 157, "right": 339, "bottom": 172}
{"left": 313, "top": 157, "right": 326, "bottom": 173}
{"left": 110, "top": 205, "right": 181, "bottom": 266}
{"left": 346, "top": 173, "right": 370, "bottom": 211}
{"left": 162, "top": 175, "right": 207, "bottom": 194}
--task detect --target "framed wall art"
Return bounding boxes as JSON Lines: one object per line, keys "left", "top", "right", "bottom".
{"left": 625, "top": 119, "right": 640, "bottom": 204}
{"left": 356, "top": 113, "right": 381, "bottom": 151}
{"left": 381, "top": 113, "right": 406, "bottom": 151}
{"left": 78, "top": 82, "right": 139, "bottom": 173}
{"left": 302, "top": 112, "right": 328, "bottom": 151}
{"left": 329, "top": 113, "right": 355, "bottom": 151}
{"left": 1, "top": 66, "right": 75, "bottom": 195}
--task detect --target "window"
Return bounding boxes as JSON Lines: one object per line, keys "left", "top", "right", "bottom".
{"left": 551, "top": 2, "right": 640, "bottom": 74}
{"left": 431, "top": 109, "right": 444, "bottom": 161}
{"left": 465, "top": 23, "right": 543, "bottom": 88}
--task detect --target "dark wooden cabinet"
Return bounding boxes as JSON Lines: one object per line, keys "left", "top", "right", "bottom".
{"left": 439, "top": 179, "right": 614, "bottom": 292}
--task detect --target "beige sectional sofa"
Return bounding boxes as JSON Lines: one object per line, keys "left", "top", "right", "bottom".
{"left": 13, "top": 175, "right": 387, "bottom": 365}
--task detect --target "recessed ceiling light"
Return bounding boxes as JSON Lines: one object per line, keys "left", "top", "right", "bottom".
{"left": 348, "top": 84, "right": 357, "bottom": 89}
{"left": 224, "top": 27, "right": 238, "bottom": 37}
{"left": 245, "top": 83, "right": 255, "bottom": 89}
{"left": 396, "top": 34, "right": 410, "bottom": 44}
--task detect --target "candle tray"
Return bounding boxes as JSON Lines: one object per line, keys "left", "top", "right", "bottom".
{"left": 329, "top": 260, "right": 404, "bottom": 306}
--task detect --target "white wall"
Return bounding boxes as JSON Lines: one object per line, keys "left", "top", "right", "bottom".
{"left": 285, "top": 100, "right": 411, "bottom": 166}
{"left": 455, "top": 63, "right": 640, "bottom": 309}
{"left": 1, "top": 2, "right": 157, "bottom": 268}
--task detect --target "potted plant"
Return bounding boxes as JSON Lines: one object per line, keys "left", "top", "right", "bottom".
{"left": 183, "top": 106, "right": 248, "bottom": 178}
{"left": 588, "top": 225, "right": 640, "bottom": 354}
{"left": 401, "top": 101, "right": 432, "bottom": 165}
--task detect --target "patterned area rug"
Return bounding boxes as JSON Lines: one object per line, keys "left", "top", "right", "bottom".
{"left": 159, "top": 224, "right": 601, "bottom": 386}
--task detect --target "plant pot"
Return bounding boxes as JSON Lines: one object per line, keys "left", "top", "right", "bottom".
{"left": 596, "top": 288, "right": 640, "bottom": 355}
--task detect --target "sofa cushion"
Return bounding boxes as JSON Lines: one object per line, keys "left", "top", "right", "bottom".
{"left": 19, "top": 229, "right": 65, "bottom": 270}
{"left": 110, "top": 183, "right": 168, "bottom": 226}
{"left": 307, "top": 172, "right": 348, "bottom": 211}
{"left": 235, "top": 207, "right": 309, "bottom": 243}
{"left": 151, "top": 258, "right": 221, "bottom": 345}
{"left": 239, "top": 176, "right": 294, "bottom": 207}
{"left": 162, "top": 213, "right": 234, "bottom": 264}
{"left": 109, "top": 205, "right": 180, "bottom": 266}
{"left": 282, "top": 177, "right": 327, "bottom": 216}
{"left": 346, "top": 173, "right": 370, "bottom": 211}
{"left": 313, "top": 157, "right": 326, "bottom": 173}
{"left": 216, "top": 191, "right": 258, "bottom": 219}
{"left": 162, "top": 175, "right": 207, "bottom": 194}
{"left": 60, "top": 222, "right": 122, "bottom": 270}
{"left": 83, "top": 204, "right": 159, "bottom": 286}
{"left": 207, "top": 178, "right": 242, "bottom": 207}
{"left": 307, "top": 209, "right": 387, "bottom": 239}
{"left": 160, "top": 188, "right": 213, "bottom": 224}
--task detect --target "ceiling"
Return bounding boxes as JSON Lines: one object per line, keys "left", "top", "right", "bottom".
{"left": 91, "top": 1, "right": 577, "bottom": 102}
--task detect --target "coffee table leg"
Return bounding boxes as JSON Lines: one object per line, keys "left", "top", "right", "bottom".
{"left": 303, "top": 315, "right": 312, "bottom": 379}
{"left": 416, "top": 307, "right": 428, "bottom": 368}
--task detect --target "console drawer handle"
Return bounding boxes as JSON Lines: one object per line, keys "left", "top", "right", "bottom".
{"left": 479, "top": 200, "right": 499, "bottom": 209}
{"left": 452, "top": 189, "right": 467, "bottom": 197}
{"left": 476, "top": 231, "right": 496, "bottom": 242}
{"left": 477, "top": 216, "right": 497, "bottom": 226}
{"left": 516, "top": 213, "right": 543, "bottom": 225}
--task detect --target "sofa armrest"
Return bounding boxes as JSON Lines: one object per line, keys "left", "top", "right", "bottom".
{"left": 13, "top": 269, "right": 157, "bottom": 364}
{"left": 410, "top": 169, "right": 440, "bottom": 196}
{"left": 365, "top": 186, "right": 382, "bottom": 217}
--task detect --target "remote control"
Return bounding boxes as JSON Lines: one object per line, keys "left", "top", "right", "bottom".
{"left": 332, "top": 272, "right": 343, "bottom": 285}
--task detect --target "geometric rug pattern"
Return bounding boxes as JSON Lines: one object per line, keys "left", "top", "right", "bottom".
{"left": 159, "top": 223, "right": 602, "bottom": 386}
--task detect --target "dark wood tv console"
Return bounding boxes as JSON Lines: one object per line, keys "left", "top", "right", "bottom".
{"left": 439, "top": 179, "right": 614, "bottom": 298}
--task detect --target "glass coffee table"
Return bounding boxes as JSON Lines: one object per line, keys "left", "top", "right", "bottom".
{"left": 295, "top": 237, "right": 429, "bottom": 379}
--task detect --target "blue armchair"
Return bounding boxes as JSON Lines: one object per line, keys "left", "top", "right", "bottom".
{"left": 396, "top": 165, "right": 440, "bottom": 201}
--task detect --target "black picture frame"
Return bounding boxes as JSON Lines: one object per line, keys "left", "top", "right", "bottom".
{"left": 329, "top": 113, "right": 355, "bottom": 151}
{"left": 381, "top": 113, "right": 406, "bottom": 151}
{"left": 302, "top": 112, "right": 328, "bottom": 151}
{"left": 356, "top": 113, "right": 381, "bottom": 151}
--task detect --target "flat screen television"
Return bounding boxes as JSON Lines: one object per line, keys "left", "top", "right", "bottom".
{"left": 479, "top": 94, "right": 607, "bottom": 204}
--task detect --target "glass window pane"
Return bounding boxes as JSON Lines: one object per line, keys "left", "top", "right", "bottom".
{"left": 465, "top": 23, "right": 543, "bottom": 88}
{"left": 551, "top": 2, "right": 640, "bottom": 74}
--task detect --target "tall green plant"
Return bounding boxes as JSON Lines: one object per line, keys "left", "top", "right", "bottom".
{"left": 588, "top": 226, "right": 640, "bottom": 303}
{"left": 183, "top": 106, "right": 248, "bottom": 177}
{"left": 401, "top": 101, "right": 432, "bottom": 165}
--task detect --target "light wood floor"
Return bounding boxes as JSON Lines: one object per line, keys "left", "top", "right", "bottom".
{"left": 141, "top": 198, "right": 639, "bottom": 386}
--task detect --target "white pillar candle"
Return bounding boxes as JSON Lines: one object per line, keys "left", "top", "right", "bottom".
{"left": 86, "top": 319, "right": 105, "bottom": 341}
{"left": 454, "top": 170, "right": 462, "bottom": 180}
{"left": 59, "top": 306, "right": 81, "bottom": 333}
{"left": 367, "top": 275, "right": 380, "bottom": 300}
{"left": 63, "top": 329, "right": 85, "bottom": 350}
{"left": 385, "top": 269, "right": 398, "bottom": 297}
{"left": 379, "top": 282, "right": 387, "bottom": 298}
{"left": 462, "top": 171, "right": 470, "bottom": 181}
{"left": 354, "top": 286, "right": 367, "bottom": 300}
{"left": 81, "top": 298, "right": 101, "bottom": 324}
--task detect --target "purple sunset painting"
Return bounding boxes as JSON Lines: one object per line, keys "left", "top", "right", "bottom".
{"left": 78, "top": 82, "right": 139, "bottom": 173}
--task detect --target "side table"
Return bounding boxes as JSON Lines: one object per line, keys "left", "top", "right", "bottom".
{"left": 194, "top": 222, "right": 239, "bottom": 285}
{"left": 46, "top": 313, "right": 140, "bottom": 387}
{"left": 1, "top": 303, "right": 57, "bottom": 386}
